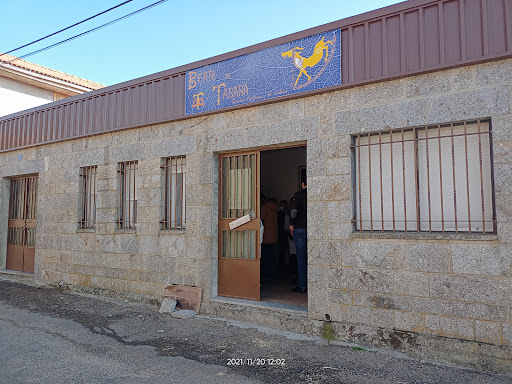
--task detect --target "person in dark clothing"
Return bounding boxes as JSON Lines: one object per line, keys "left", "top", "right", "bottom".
{"left": 261, "top": 196, "right": 278, "bottom": 283}
{"left": 277, "top": 200, "right": 289, "bottom": 273}
{"left": 289, "top": 176, "right": 307, "bottom": 293}
{"left": 284, "top": 197, "right": 297, "bottom": 281}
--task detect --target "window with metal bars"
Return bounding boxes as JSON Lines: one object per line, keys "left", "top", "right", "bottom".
{"left": 352, "top": 119, "right": 495, "bottom": 234}
{"left": 117, "top": 161, "right": 137, "bottom": 229}
{"left": 160, "top": 156, "right": 186, "bottom": 230}
{"left": 78, "top": 166, "right": 97, "bottom": 229}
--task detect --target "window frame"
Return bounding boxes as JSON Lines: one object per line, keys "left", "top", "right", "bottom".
{"left": 117, "top": 161, "right": 138, "bottom": 229}
{"left": 78, "top": 165, "right": 97, "bottom": 230}
{"left": 160, "top": 156, "right": 186, "bottom": 230}
{"left": 351, "top": 119, "right": 496, "bottom": 235}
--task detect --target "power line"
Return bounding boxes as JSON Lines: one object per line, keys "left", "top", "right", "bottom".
{"left": 5, "top": 0, "right": 169, "bottom": 63}
{"left": 0, "top": 0, "right": 133, "bottom": 58}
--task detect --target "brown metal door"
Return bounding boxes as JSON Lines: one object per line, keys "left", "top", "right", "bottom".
{"left": 218, "top": 152, "right": 260, "bottom": 300}
{"left": 6, "top": 176, "right": 38, "bottom": 273}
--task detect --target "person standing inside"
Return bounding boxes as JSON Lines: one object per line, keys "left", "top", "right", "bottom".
{"left": 277, "top": 199, "right": 289, "bottom": 273}
{"left": 289, "top": 176, "right": 307, "bottom": 293}
{"left": 261, "top": 195, "right": 278, "bottom": 284}
{"left": 284, "top": 197, "right": 297, "bottom": 281}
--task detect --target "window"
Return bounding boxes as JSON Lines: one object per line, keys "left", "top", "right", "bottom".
{"left": 78, "top": 166, "right": 97, "bottom": 229}
{"left": 161, "top": 156, "right": 186, "bottom": 230}
{"left": 353, "top": 120, "right": 495, "bottom": 233}
{"left": 117, "top": 161, "right": 137, "bottom": 229}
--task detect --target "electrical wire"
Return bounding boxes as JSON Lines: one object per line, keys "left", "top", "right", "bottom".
{"left": 5, "top": 0, "right": 169, "bottom": 63}
{"left": 0, "top": 0, "right": 133, "bottom": 58}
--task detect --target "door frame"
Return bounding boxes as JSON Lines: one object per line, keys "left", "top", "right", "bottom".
{"left": 216, "top": 143, "right": 307, "bottom": 301}
{"left": 218, "top": 150, "right": 261, "bottom": 300}
{"left": 5, "top": 174, "right": 38, "bottom": 273}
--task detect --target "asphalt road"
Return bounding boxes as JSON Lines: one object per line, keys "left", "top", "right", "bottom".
{"left": 0, "top": 276, "right": 510, "bottom": 384}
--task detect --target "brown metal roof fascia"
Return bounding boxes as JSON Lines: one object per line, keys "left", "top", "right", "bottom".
{"left": 0, "top": 0, "right": 438, "bottom": 122}
{"left": 3, "top": 52, "right": 509, "bottom": 151}
{"left": 2, "top": 50, "right": 510, "bottom": 155}
{"left": 1, "top": 0, "right": 512, "bottom": 153}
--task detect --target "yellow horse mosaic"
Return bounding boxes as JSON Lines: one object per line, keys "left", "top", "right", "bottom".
{"left": 281, "top": 36, "right": 333, "bottom": 87}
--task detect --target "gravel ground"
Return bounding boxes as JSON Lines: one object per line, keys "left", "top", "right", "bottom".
{"left": 0, "top": 276, "right": 510, "bottom": 384}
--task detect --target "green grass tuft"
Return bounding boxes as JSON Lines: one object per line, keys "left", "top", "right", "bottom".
{"left": 351, "top": 346, "right": 366, "bottom": 351}
{"left": 322, "top": 322, "right": 335, "bottom": 340}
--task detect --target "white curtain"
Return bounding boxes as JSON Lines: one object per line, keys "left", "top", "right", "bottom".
{"left": 355, "top": 131, "right": 417, "bottom": 231}
{"left": 355, "top": 122, "right": 493, "bottom": 233}
{"left": 417, "top": 122, "right": 493, "bottom": 232}
{"left": 170, "top": 164, "right": 186, "bottom": 228}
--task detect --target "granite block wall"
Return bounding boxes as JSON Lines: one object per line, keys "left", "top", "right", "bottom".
{"left": 303, "top": 58, "right": 512, "bottom": 351}
{"left": 0, "top": 59, "right": 511, "bottom": 356}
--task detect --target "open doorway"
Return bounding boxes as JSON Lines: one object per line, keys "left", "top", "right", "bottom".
{"left": 260, "top": 146, "right": 307, "bottom": 308}
{"left": 217, "top": 145, "right": 307, "bottom": 309}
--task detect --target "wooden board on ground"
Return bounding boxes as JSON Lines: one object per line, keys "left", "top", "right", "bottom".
{"left": 164, "top": 285, "right": 202, "bottom": 313}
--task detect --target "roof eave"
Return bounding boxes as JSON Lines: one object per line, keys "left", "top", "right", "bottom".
{"left": 0, "top": 63, "right": 99, "bottom": 95}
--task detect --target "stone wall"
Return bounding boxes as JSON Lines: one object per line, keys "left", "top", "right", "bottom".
{"left": 301, "top": 58, "right": 512, "bottom": 351}
{"left": 0, "top": 59, "right": 511, "bottom": 364}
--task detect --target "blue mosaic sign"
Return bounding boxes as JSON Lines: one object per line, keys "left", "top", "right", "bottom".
{"left": 185, "top": 29, "right": 341, "bottom": 115}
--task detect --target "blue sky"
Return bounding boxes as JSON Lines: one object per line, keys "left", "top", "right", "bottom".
{"left": 1, "top": 0, "right": 402, "bottom": 86}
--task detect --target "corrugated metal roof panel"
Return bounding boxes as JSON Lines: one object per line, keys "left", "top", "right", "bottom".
{"left": 1, "top": 0, "right": 511, "bottom": 152}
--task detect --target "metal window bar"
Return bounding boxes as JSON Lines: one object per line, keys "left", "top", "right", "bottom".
{"left": 401, "top": 128, "right": 407, "bottom": 232}
{"left": 8, "top": 178, "right": 24, "bottom": 247}
{"left": 437, "top": 125, "right": 444, "bottom": 233}
{"left": 413, "top": 127, "right": 420, "bottom": 232}
{"left": 352, "top": 119, "right": 495, "bottom": 233}
{"left": 368, "top": 133, "right": 373, "bottom": 231}
{"left": 117, "top": 161, "right": 137, "bottom": 229}
{"left": 26, "top": 176, "right": 37, "bottom": 246}
{"left": 478, "top": 121, "right": 486, "bottom": 234}
{"left": 160, "top": 156, "right": 186, "bottom": 230}
{"left": 222, "top": 154, "right": 255, "bottom": 220}
{"left": 78, "top": 166, "right": 97, "bottom": 229}
{"left": 8, "top": 176, "right": 38, "bottom": 247}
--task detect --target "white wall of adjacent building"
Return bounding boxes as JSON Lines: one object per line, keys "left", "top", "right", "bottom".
{"left": 0, "top": 76, "right": 56, "bottom": 118}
